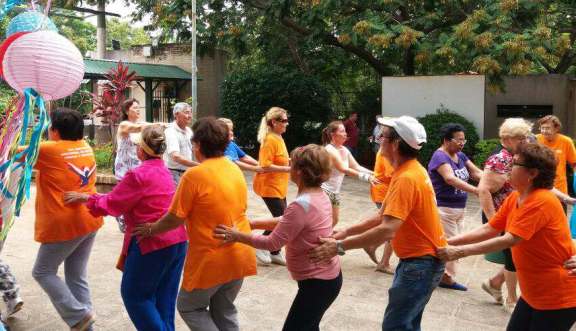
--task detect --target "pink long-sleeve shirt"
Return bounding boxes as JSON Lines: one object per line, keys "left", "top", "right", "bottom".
{"left": 87, "top": 158, "right": 188, "bottom": 258}
{"left": 251, "top": 191, "right": 341, "bottom": 281}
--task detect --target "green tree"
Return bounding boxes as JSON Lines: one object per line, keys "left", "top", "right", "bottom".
{"left": 52, "top": 15, "right": 97, "bottom": 55}
{"left": 221, "top": 64, "right": 333, "bottom": 152}
{"left": 129, "top": 1, "right": 576, "bottom": 87}
{"left": 106, "top": 18, "right": 150, "bottom": 49}
{"left": 129, "top": 0, "right": 192, "bottom": 42}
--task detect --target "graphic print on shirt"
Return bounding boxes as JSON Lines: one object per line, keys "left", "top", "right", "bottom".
{"left": 67, "top": 163, "right": 96, "bottom": 187}
{"left": 453, "top": 166, "right": 470, "bottom": 195}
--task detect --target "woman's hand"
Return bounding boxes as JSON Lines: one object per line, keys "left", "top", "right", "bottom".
{"left": 132, "top": 223, "right": 155, "bottom": 240}
{"left": 564, "top": 255, "right": 576, "bottom": 275}
{"left": 564, "top": 197, "right": 576, "bottom": 206}
{"left": 63, "top": 192, "right": 90, "bottom": 204}
{"left": 308, "top": 237, "right": 338, "bottom": 264}
{"left": 436, "top": 245, "right": 465, "bottom": 261}
{"left": 213, "top": 224, "right": 239, "bottom": 244}
{"left": 332, "top": 228, "right": 349, "bottom": 240}
{"left": 369, "top": 175, "right": 382, "bottom": 186}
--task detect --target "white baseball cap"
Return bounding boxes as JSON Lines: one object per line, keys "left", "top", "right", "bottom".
{"left": 377, "top": 116, "right": 427, "bottom": 150}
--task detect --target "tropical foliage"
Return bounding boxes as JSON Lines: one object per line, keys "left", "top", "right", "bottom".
{"left": 128, "top": 0, "right": 576, "bottom": 87}
{"left": 91, "top": 61, "right": 136, "bottom": 125}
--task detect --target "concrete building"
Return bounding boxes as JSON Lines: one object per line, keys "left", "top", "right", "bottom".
{"left": 105, "top": 44, "right": 228, "bottom": 120}
{"left": 382, "top": 74, "right": 576, "bottom": 139}
{"left": 485, "top": 75, "right": 576, "bottom": 138}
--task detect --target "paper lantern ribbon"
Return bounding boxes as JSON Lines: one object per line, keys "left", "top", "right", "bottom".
{"left": 0, "top": 88, "right": 49, "bottom": 240}
{"left": 0, "top": 0, "right": 26, "bottom": 20}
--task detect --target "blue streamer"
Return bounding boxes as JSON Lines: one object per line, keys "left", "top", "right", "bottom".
{"left": 0, "top": 89, "right": 49, "bottom": 222}
{"left": 570, "top": 176, "right": 576, "bottom": 239}
{"left": 13, "top": 88, "right": 49, "bottom": 216}
{"left": 0, "top": 0, "right": 25, "bottom": 20}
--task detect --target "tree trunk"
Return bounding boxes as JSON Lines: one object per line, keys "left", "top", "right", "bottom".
{"left": 403, "top": 47, "right": 415, "bottom": 76}
{"left": 96, "top": 0, "right": 106, "bottom": 59}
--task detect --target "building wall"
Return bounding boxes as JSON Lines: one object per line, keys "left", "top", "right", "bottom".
{"left": 382, "top": 75, "right": 486, "bottom": 137}
{"left": 106, "top": 44, "right": 228, "bottom": 119}
{"left": 484, "top": 75, "right": 574, "bottom": 138}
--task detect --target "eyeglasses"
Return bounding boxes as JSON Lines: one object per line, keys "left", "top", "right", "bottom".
{"left": 450, "top": 138, "right": 467, "bottom": 144}
{"left": 276, "top": 118, "right": 289, "bottom": 124}
{"left": 512, "top": 161, "right": 531, "bottom": 168}
{"left": 378, "top": 134, "right": 394, "bottom": 141}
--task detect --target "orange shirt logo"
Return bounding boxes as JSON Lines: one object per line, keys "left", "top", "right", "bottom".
{"left": 66, "top": 163, "right": 96, "bottom": 187}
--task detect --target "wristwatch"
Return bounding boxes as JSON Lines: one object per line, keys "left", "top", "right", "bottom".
{"left": 336, "top": 240, "right": 346, "bottom": 256}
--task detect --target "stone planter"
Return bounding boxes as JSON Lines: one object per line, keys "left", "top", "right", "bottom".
{"left": 96, "top": 174, "right": 117, "bottom": 193}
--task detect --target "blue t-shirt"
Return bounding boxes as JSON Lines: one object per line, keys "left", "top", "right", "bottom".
{"left": 224, "top": 141, "right": 246, "bottom": 162}
{"left": 427, "top": 150, "right": 470, "bottom": 209}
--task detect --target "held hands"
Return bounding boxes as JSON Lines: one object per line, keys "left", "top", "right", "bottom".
{"left": 308, "top": 237, "right": 338, "bottom": 264}
{"left": 254, "top": 166, "right": 266, "bottom": 174}
{"left": 436, "top": 245, "right": 465, "bottom": 262}
{"left": 63, "top": 192, "right": 90, "bottom": 204}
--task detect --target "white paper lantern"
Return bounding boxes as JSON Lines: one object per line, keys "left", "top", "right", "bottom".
{"left": 2, "top": 31, "right": 85, "bottom": 101}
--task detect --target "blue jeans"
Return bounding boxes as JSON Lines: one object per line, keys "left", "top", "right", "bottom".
{"left": 382, "top": 256, "right": 445, "bottom": 331}
{"left": 121, "top": 239, "right": 187, "bottom": 331}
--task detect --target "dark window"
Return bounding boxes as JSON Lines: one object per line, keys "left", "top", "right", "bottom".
{"left": 497, "top": 105, "right": 553, "bottom": 118}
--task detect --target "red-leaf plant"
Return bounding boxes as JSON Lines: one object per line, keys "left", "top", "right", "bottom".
{"left": 91, "top": 61, "right": 137, "bottom": 124}
{"left": 90, "top": 61, "right": 137, "bottom": 163}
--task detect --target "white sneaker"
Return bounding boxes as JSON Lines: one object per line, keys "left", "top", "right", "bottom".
{"left": 270, "top": 252, "right": 286, "bottom": 266}
{"left": 255, "top": 249, "right": 271, "bottom": 265}
{"left": 6, "top": 297, "right": 23, "bottom": 316}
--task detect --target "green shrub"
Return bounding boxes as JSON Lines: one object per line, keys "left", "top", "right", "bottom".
{"left": 220, "top": 65, "right": 333, "bottom": 154}
{"left": 93, "top": 143, "right": 113, "bottom": 172}
{"left": 416, "top": 107, "right": 480, "bottom": 167}
{"left": 474, "top": 139, "right": 501, "bottom": 168}
{"left": 0, "top": 82, "right": 16, "bottom": 119}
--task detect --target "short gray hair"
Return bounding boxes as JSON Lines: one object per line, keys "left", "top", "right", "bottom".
{"left": 173, "top": 102, "right": 191, "bottom": 115}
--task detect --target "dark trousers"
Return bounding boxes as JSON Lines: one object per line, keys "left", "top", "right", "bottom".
{"left": 507, "top": 297, "right": 576, "bottom": 331}
{"left": 121, "top": 239, "right": 187, "bottom": 331}
{"left": 262, "top": 197, "right": 287, "bottom": 255}
{"left": 282, "top": 272, "right": 343, "bottom": 331}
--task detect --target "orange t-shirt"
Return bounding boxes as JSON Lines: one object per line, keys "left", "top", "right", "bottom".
{"left": 169, "top": 157, "right": 257, "bottom": 290}
{"left": 536, "top": 134, "right": 576, "bottom": 194}
{"left": 370, "top": 152, "right": 393, "bottom": 203}
{"left": 253, "top": 133, "right": 290, "bottom": 198}
{"left": 383, "top": 159, "right": 446, "bottom": 258}
{"left": 34, "top": 140, "right": 103, "bottom": 243}
{"left": 489, "top": 189, "right": 576, "bottom": 310}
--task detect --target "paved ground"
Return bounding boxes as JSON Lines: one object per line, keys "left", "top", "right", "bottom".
{"left": 3, "top": 173, "right": 520, "bottom": 330}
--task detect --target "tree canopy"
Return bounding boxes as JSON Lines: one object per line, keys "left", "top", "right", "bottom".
{"left": 126, "top": 0, "right": 576, "bottom": 86}
{"left": 106, "top": 18, "right": 150, "bottom": 49}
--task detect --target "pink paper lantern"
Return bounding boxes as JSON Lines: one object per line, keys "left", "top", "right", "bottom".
{"left": 0, "top": 31, "right": 28, "bottom": 78}
{"left": 2, "top": 31, "right": 84, "bottom": 101}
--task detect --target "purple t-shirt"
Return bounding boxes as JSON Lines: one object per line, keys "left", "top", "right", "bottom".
{"left": 428, "top": 150, "right": 470, "bottom": 209}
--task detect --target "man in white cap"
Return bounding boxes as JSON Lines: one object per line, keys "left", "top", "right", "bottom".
{"left": 164, "top": 102, "right": 198, "bottom": 184}
{"left": 309, "top": 116, "right": 447, "bottom": 330}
